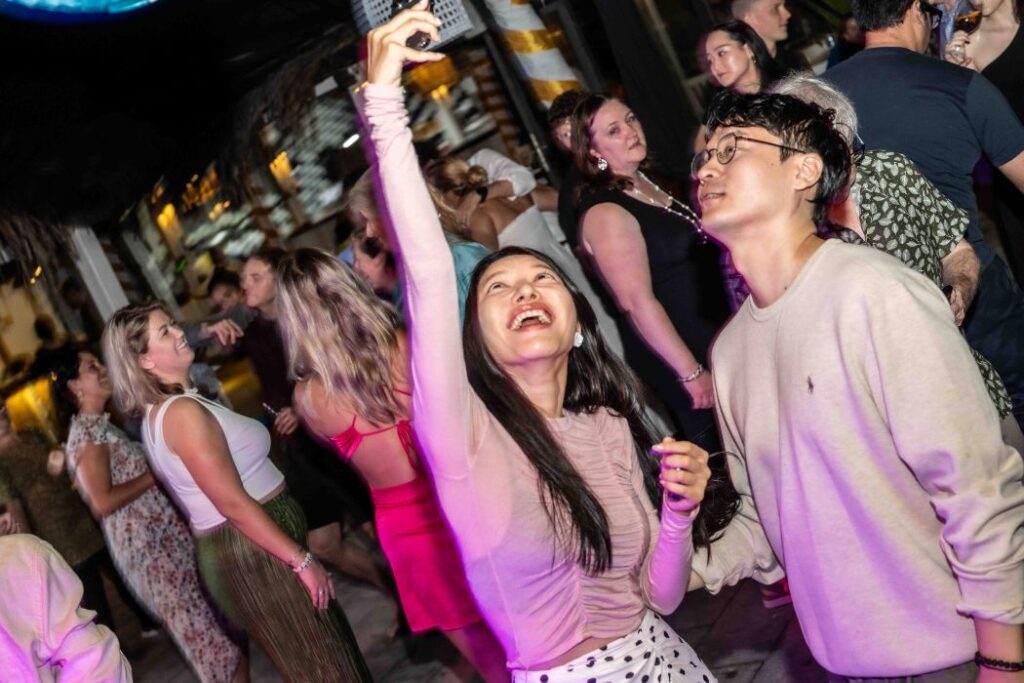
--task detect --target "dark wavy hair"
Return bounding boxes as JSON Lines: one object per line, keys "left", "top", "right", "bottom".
{"left": 248, "top": 245, "right": 287, "bottom": 270}
{"left": 548, "top": 89, "right": 587, "bottom": 128}
{"left": 48, "top": 344, "right": 85, "bottom": 438}
{"left": 704, "top": 90, "right": 853, "bottom": 225}
{"left": 569, "top": 94, "right": 681, "bottom": 205}
{"left": 703, "top": 20, "right": 786, "bottom": 90}
{"left": 462, "top": 246, "right": 736, "bottom": 572}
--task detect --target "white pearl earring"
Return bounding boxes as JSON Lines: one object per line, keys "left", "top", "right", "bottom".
{"left": 573, "top": 331, "right": 584, "bottom": 348}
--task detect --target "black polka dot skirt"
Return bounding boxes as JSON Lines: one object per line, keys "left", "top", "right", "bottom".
{"left": 511, "top": 610, "right": 716, "bottom": 683}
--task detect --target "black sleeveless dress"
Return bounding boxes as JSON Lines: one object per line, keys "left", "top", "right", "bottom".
{"left": 579, "top": 187, "right": 731, "bottom": 451}
{"left": 983, "top": 27, "right": 1024, "bottom": 285}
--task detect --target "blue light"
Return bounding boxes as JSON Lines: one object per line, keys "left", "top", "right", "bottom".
{"left": 0, "top": 0, "right": 159, "bottom": 20}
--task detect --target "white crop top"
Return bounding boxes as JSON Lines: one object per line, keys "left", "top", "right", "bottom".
{"left": 142, "top": 392, "right": 284, "bottom": 532}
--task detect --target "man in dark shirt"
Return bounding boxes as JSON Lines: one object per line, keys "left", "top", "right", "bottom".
{"left": 731, "top": 0, "right": 810, "bottom": 72}
{"left": 826, "top": 0, "right": 1024, "bottom": 429}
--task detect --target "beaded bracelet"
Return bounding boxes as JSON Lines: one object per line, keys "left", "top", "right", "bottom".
{"left": 291, "top": 551, "right": 314, "bottom": 574}
{"left": 679, "top": 364, "right": 705, "bottom": 384}
{"left": 975, "top": 652, "right": 1024, "bottom": 672}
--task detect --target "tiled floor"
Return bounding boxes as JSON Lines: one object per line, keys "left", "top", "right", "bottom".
{"left": 129, "top": 575, "right": 827, "bottom": 682}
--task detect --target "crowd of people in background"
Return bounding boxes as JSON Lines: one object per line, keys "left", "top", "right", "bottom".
{"left": 4, "top": 0, "right": 1024, "bottom": 680}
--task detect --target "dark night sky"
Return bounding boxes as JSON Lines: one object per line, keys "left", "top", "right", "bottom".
{"left": 0, "top": 0, "right": 356, "bottom": 227}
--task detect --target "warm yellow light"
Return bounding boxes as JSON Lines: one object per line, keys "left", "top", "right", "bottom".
{"left": 269, "top": 152, "right": 297, "bottom": 192}
{"left": 407, "top": 56, "right": 459, "bottom": 95}
{"left": 156, "top": 203, "right": 178, "bottom": 230}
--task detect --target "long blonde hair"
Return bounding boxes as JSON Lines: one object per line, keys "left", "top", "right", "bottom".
{"left": 276, "top": 248, "right": 405, "bottom": 425}
{"left": 346, "top": 168, "right": 470, "bottom": 240}
{"left": 102, "top": 302, "right": 184, "bottom": 417}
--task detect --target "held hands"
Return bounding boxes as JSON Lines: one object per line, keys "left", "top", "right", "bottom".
{"left": 366, "top": 0, "right": 445, "bottom": 88}
{"left": 653, "top": 438, "right": 711, "bottom": 516}
{"left": 683, "top": 371, "right": 715, "bottom": 410}
{"left": 273, "top": 406, "right": 300, "bottom": 437}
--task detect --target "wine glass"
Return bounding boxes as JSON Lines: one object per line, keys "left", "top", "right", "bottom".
{"left": 946, "top": 0, "right": 981, "bottom": 64}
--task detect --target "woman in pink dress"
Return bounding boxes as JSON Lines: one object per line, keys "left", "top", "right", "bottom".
{"left": 51, "top": 348, "right": 247, "bottom": 683}
{"left": 276, "top": 248, "right": 507, "bottom": 682}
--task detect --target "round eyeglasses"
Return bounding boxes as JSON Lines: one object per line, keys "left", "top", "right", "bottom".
{"left": 690, "top": 132, "right": 810, "bottom": 178}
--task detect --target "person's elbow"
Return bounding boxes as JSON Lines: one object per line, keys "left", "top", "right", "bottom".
{"left": 89, "top": 498, "right": 116, "bottom": 520}
{"left": 619, "top": 289, "right": 659, "bottom": 319}
{"left": 999, "top": 150, "right": 1024, "bottom": 194}
{"left": 645, "top": 584, "right": 685, "bottom": 616}
{"left": 215, "top": 492, "right": 259, "bottom": 525}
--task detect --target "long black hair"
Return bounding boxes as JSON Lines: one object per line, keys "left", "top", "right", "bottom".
{"left": 48, "top": 344, "right": 85, "bottom": 440}
{"left": 703, "top": 20, "right": 786, "bottom": 91}
{"left": 462, "top": 246, "right": 737, "bottom": 572}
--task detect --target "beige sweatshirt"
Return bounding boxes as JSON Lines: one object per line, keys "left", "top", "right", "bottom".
{"left": 693, "top": 239, "right": 1024, "bottom": 677}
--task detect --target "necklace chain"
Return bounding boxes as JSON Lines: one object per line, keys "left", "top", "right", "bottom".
{"left": 627, "top": 172, "right": 703, "bottom": 235}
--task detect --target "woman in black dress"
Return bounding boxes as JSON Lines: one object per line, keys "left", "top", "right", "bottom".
{"left": 571, "top": 94, "right": 732, "bottom": 453}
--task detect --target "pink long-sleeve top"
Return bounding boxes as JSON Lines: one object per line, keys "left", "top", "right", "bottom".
{"left": 363, "top": 82, "right": 694, "bottom": 670}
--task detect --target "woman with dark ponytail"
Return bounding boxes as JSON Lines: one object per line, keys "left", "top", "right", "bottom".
{"left": 361, "top": 5, "right": 723, "bottom": 681}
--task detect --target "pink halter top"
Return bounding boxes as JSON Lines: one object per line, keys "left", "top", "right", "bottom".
{"left": 327, "top": 389, "right": 416, "bottom": 467}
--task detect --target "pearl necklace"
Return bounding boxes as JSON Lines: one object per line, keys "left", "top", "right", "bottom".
{"left": 626, "top": 171, "right": 705, "bottom": 240}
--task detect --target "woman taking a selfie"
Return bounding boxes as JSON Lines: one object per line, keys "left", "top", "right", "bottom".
{"left": 360, "top": 4, "right": 720, "bottom": 681}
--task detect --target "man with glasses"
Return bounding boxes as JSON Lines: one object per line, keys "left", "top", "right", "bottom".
{"left": 825, "top": 0, "right": 1024, "bottom": 437}
{"left": 689, "top": 89, "right": 1024, "bottom": 680}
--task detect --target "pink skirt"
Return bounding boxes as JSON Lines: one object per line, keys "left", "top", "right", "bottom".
{"left": 373, "top": 476, "right": 483, "bottom": 633}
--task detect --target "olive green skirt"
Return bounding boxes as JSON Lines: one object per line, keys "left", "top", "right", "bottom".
{"left": 195, "top": 493, "right": 371, "bottom": 682}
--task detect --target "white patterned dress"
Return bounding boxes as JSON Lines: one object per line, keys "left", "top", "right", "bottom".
{"left": 66, "top": 413, "right": 241, "bottom": 683}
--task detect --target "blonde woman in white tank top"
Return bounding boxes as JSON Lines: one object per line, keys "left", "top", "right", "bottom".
{"left": 102, "top": 302, "right": 371, "bottom": 682}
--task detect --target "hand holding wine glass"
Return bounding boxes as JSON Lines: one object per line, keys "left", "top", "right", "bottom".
{"left": 945, "top": 3, "right": 982, "bottom": 68}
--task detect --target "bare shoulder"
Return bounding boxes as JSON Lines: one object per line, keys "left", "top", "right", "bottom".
{"left": 160, "top": 396, "right": 217, "bottom": 445}
{"left": 294, "top": 378, "right": 353, "bottom": 439}
{"left": 581, "top": 201, "right": 640, "bottom": 238}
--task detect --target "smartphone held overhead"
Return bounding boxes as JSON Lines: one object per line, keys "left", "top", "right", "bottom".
{"left": 353, "top": 0, "right": 473, "bottom": 51}
{"left": 392, "top": 0, "right": 433, "bottom": 49}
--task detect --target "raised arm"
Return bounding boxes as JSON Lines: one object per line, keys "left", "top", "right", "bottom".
{"left": 363, "top": 8, "right": 479, "bottom": 479}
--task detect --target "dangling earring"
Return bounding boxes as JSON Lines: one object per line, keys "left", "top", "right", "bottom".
{"left": 573, "top": 331, "right": 584, "bottom": 348}
{"left": 596, "top": 157, "right": 609, "bottom": 172}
